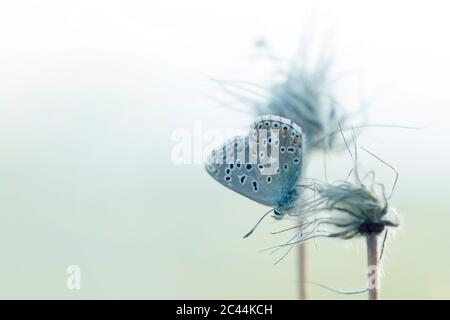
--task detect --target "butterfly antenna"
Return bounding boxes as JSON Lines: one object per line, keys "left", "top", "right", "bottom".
{"left": 243, "top": 208, "right": 274, "bottom": 239}
{"left": 360, "top": 146, "right": 399, "bottom": 199}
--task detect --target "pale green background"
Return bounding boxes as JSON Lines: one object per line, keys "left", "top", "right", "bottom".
{"left": 0, "top": 0, "right": 449, "bottom": 299}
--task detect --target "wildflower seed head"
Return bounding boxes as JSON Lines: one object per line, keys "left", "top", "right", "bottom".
{"left": 259, "top": 68, "right": 345, "bottom": 152}
{"left": 311, "top": 180, "right": 399, "bottom": 236}
{"left": 250, "top": 40, "right": 352, "bottom": 153}
{"left": 284, "top": 176, "right": 400, "bottom": 246}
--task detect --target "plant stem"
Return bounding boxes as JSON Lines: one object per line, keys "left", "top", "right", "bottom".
{"left": 298, "top": 244, "right": 308, "bottom": 299}
{"left": 366, "top": 234, "right": 379, "bottom": 300}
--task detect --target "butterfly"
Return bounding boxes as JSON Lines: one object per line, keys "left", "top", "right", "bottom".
{"left": 205, "top": 115, "right": 304, "bottom": 237}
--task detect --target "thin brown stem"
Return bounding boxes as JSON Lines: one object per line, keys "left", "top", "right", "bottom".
{"left": 366, "top": 234, "right": 379, "bottom": 300}
{"left": 297, "top": 244, "right": 308, "bottom": 299}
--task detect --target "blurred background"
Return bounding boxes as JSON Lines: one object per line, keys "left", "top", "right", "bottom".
{"left": 0, "top": 0, "right": 449, "bottom": 299}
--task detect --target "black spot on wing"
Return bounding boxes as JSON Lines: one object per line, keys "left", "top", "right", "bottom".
{"left": 252, "top": 181, "right": 259, "bottom": 192}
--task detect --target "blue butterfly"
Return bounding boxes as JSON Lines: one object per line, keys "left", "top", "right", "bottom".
{"left": 205, "top": 115, "right": 304, "bottom": 237}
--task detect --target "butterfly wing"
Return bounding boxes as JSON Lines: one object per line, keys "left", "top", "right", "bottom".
{"left": 205, "top": 115, "right": 304, "bottom": 209}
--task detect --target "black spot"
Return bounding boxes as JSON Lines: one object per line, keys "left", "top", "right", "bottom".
{"left": 266, "top": 176, "right": 272, "bottom": 183}
{"left": 240, "top": 175, "right": 247, "bottom": 184}
{"left": 258, "top": 123, "right": 263, "bottom": 129}
{"left": 273, "top": 123, "right": 279, "bottom": 128}
{"left": 280, "top": 147, "right": 286, "bottom": 153}
{"left": 287, "top": 147, "right": 295, "bottom": 153}
{"left": 224, "top": 176, "right": 231, "bottom": 182}
{"left": 258, "top": 164, "right": 264, "bottom": 170}
{"left": 282, "top": 126, "right": 288, "bottom": 130}
{"left": 293, "top": 158, "right": 300, "bottom": 164}
{"left": 236, "top": 163, "right": 241, "bottom": 168}
{"left": 246, "top": 164, "right": 252, "bottom": 170}
{"left": 358, "top": 222, "right": 385, "bottom": 235}
{"left": 252, "top": 181, "right": 259, "bottom": 192}
{"left": 268, "top": 138, "right": 272, "bottom": 144}
{"left": 225, "top": 169, "right": 231, "bottom": 174}
{"left": 284, "top": 164, "right": 289, "bottom": 171}
{"left": 229, "top": 164, "right": 234, "bottom": 169}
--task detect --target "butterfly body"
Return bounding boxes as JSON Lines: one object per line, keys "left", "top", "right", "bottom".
{"left": 273, "top": 188, "right": 299, "bottom": 218}
{"left": 205, "top": 115, "right": 304, "bottom": 219}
